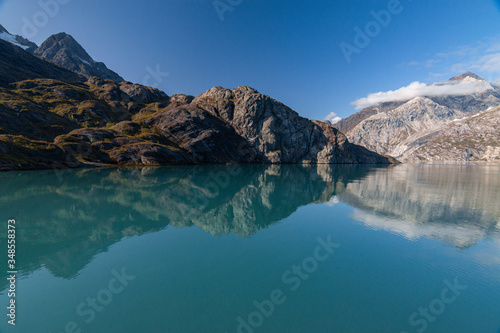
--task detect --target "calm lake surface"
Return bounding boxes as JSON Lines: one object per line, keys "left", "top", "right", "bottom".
{"left": 0, "top": 164, "right": 499, "bottom": 333}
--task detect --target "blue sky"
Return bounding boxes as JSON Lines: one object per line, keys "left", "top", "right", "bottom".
{"left": 1, "top": 0, "right": 499, "bottom": 122}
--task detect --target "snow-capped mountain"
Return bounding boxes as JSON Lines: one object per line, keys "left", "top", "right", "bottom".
{"left": 0, "top": 24, "right": 37, "bottom": 53}
{"left": 335, "top": 72, "right": 500, "bottom": 163}
{"left": 1, "top": 23, "right": 123, "bottom": 82}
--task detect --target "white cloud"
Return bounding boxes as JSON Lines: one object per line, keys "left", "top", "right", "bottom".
{"left": 449, "top": 53, "right": 500, "bottom": 76}
{"left": 351, "top": 78, "right": 494, "bottom": 110}
{"left": 486, "top": 41, "right": 500, "bottom": 53}
{"left": 324, "top": 112, "right": 342, "bottom": 124}
{"left": 479, "top": 53, "right": 500, "bottom": 73}
{"left": 409, "top": 37, "right": 500, "bottom": 81}
{"left": 407, "top": 59, "right": 441, "bottom": 68}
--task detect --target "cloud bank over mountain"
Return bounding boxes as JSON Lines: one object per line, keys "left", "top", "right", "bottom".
{"left": 351, "top": 77, "right": 494, "bottom": 110}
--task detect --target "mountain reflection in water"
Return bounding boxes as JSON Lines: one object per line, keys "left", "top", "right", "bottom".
{"left": 0, "top": 164, "right": 498, "bottom": 284}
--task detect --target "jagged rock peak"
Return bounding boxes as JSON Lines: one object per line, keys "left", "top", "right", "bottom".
{"left": 34, "top": 32, "right": 124, "bottom": 82}
{"left": 196, "top": 86, "right": 260, "bottom": 99}
{"left": 193, "top": 86, "right": 264, "bottom": 109}
{"left": 233, "top": 86, "right": 259, "bottom": 94}
{"left": 403, "top": 96, "right": 443, "bottom": 108}
{"left": 406, "top": 96, "right": 433, "bottom": 103}
{"left": 450, "top": 71, "right": 485, "bottom": 81}
{"left": 35, "top": 33, "right": 93, "bottom": 62}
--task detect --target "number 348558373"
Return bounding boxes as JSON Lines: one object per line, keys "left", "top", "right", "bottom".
{"left": 7, "top": 219, "right": 16, "bottom": 268}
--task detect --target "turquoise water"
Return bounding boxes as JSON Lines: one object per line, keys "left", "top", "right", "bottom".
{"left": 0, "top": 164, "right": 499, "bottom": 333}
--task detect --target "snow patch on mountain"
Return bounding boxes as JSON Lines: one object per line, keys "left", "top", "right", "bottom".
{"left": 0, "top": 31, "right": 29, "bottom": 50}
{"left": 77, "top": 56, "right": 92, "bottom": 66}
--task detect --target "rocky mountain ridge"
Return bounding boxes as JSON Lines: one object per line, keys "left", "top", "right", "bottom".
{"left": 0, "top": 37, "right": 393, "bottom": 170}
{"left": 403, "top": 105, "right": 500, "bottom": 162}
{"left": 336, "top": 73, "right": 500, "bottom": 163}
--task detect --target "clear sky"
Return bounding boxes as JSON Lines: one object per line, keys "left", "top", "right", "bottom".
{"left": 1, "top": 0, "right": 500, "bottom": 122}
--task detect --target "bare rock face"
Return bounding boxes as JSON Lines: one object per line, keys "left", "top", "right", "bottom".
{"left": 347, "top": 97, "right": 466, "bottom": 158}
{"left": 118, "top": 82, "right": 169, "bottom": 103}
{"left": 403, "top": 106, "right": 500, "bottom": 163}
{"left": 34, "top": 33, "right": 124, "bottom": 82}
{"left": 191, "top": 86, "right": 392, "bottom": 164}
{"left": 334, "top": 101, "right": 404, "bottom": 134}
{"left": 193, "top": 86, "right": 313, "bottom": 163}
{"left": 170, "top": 94, "right": 194, "bottom": 105}
{"left": 148, "top": 105, "right": 260, "bottom": 164}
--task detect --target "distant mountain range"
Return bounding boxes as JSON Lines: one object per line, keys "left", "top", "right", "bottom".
{"left": 335, "top": 72, "right": 500, "bottom": 163}
{"left": 0, "top": 25, "right": 393, "bottom": 170}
